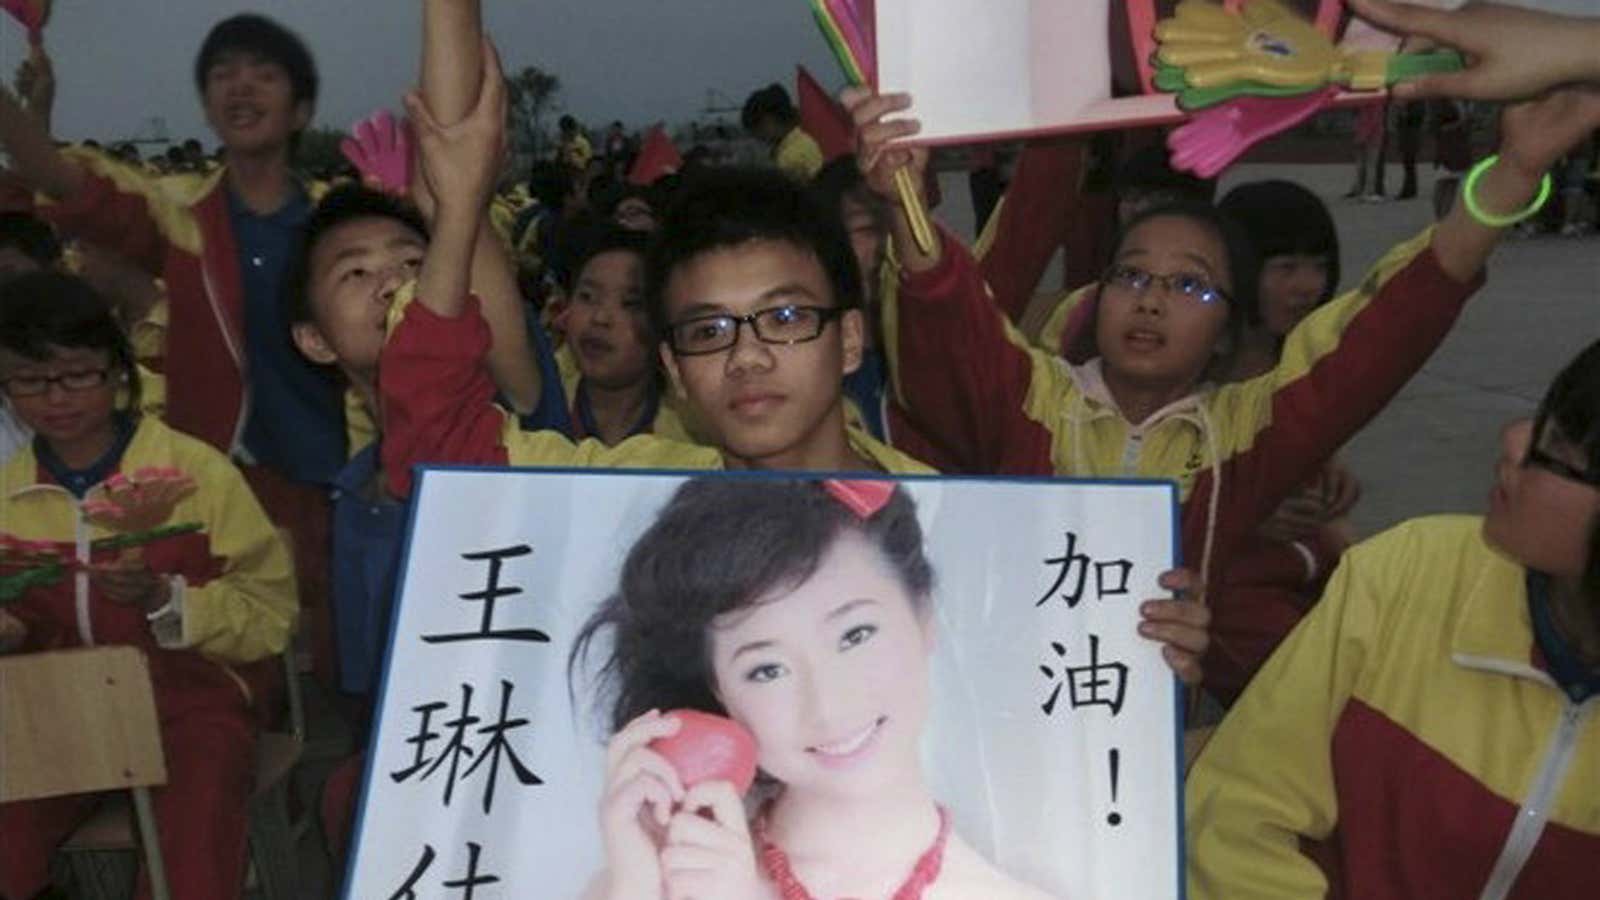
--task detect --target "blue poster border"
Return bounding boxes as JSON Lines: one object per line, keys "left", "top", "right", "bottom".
{"left": 342, "top": 463, "right": 1186, "bottom": 898}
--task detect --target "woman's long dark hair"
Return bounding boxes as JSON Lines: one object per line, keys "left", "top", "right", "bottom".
{"left": 569, "top": 478, "right": 934, "bottom": 732}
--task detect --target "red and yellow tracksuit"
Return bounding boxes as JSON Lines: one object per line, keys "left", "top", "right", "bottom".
{"left": 37, "top": 152, "right": 336, "bottom": 685}
{"left": 885, "top": 226, "right": 1482, "bottom": 698}
{"left": 377, "top": 290, "right": 932, "bottom": 500}
{"left": 0, "top": 416, "right": 297, "bottom": 900}
{"left": 1188, "top": 516, "right": 1599, "bottom": 898}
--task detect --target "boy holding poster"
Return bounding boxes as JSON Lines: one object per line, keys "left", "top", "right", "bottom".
{"left": 377, "top": 68, "right": 929, "bottom": 486}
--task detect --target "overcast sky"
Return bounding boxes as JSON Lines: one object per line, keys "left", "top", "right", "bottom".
{"left": 2, "top": 0, "right": 844, "bottom": 146}
{"left": 6, "top": 0, "right": 1592, "bottom": 148}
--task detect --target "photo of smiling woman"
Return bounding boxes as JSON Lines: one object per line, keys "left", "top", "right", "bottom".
{"left": 570, "top": 478, "right": 1059, "bottom": 900}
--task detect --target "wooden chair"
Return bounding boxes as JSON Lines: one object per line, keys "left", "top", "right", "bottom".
{"left": 0, "top": 646, "right": 173, "bottom": 900}
{"left": 48, "top": 647, "right": 306, "bottom": 899}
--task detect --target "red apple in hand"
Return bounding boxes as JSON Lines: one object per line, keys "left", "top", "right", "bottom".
{"left": 649, "top": 709, "right": 758, "bottom": 796}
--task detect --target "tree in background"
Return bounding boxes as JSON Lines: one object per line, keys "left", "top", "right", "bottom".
{"left": 507, "top": 65, "right": 561, "bottom": 160}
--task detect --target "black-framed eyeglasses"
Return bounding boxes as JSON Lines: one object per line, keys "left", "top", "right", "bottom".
{"left": 668, "top": 305, "right": 845, "bottom": 356}
{"left": 1, "top": 368, "right": 113, "bottom": 398}
{"left": 1525, "top": 412, "right": 1600, "bottom": 488}
{"left": 1102, "top": 263, "right": 1232, "bottom": 306}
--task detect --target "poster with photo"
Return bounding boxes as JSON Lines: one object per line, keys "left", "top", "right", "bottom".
{"left": 345, "top": 469, "right": 1181, "bottom": 899}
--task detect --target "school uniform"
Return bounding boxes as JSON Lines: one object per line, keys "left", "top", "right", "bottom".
{"left": 0, "top": 415, "right": 297, "bottom": 900}
{"left": 377, "top": 288, "right": 933, "bottom": 501}
{"left": 38, "top": 152, "right": 342, "bottom": 682}
{"left": 884, "top": 226, "right": 1483, "bottom": 699}
{"left": 1188, "top": 516, "right": 1600, "bottom": 898}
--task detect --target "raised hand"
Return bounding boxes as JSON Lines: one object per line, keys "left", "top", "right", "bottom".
{"left": 1349, "top": 0, "right": 1600, "bottom": 101}
{"left": 1141, "top": 568, "right": 1212, "bottom": 686}
{"left": 403, "top": 37, "right": 507, "bottom": 222}
{"left": 659, "top": 781, "right": 764, "bottom": 900}
{"left": 596, "top": 710, "right": 686, "bottom": 900}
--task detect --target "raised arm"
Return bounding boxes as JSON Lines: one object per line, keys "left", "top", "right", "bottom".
{"left": 1429, "top": 86, "right": 1600, "bottom": 281}
{"left": 419, "top": 4, "right": 542, "bottom": 413}
{"left": 0, "top": 74, "right": 83, "bottom": 201}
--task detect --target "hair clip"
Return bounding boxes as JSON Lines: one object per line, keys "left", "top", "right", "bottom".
{"left": 822, "top": 479, "right": 895, "bottom": 520}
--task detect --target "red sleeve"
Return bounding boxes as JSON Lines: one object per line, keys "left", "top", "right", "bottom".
{"left": 891, "top": 232, "right": 1055, "bottom": 475}
{"left": 1216, "top": 247, "right": 1483, "bottom": 554}
{"left": 977, "top": 138, "right": 1086, "bottom": 323}
{"left": 37, "top": 171, "right": 169, "bottom": 277}
{"left": 378, "top": 295, "right": 512, "bottom": 499}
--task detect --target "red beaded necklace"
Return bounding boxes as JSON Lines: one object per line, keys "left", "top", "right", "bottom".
{"left": 754, "top": 804, "right": 951, "bottom": 900}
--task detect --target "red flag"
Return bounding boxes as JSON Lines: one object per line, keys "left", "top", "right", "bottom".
{"left": 796, "top": 65, "right": 853, "bottom": 163}
{"left": 627, "top": 124, "right": 682, "bottom": 186}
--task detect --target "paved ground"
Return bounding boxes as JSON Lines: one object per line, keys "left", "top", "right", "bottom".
{"left": 934, "top": 161, "right": 1600, "bottom": 537}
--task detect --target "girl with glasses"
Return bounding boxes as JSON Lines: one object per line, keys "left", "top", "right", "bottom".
{"left": 0, "top": 272, "right": 297, "bottom": 900}
{"left": 847, "top": 83, "right": 1600, "bottom": 704}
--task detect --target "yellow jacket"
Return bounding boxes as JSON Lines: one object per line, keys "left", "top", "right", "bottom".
{"left": 775, "top": 127, "right": 824, "bottom": 182}
{"left": 1188, "top": 516, "right": 1600, "bottom": 899}
{"left": 378, "top": 290, "right": 932, "bottom": 499}
{"left": 0, "top": 415, "right": 297, "bottom": 665}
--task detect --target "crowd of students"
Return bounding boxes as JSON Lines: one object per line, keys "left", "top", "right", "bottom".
{"left": 0, "top": 0, "right": 1596, "bottom": 897}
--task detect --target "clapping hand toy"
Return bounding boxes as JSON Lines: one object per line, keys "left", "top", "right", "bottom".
{"left": 1158, "top": 0, "right": 1348, "bottom": 90}
{"left": 1156, "top": 0, "right": 1463, "bottom": 106}
{"left": 82, "top": 468, "right": 197, "bottom": 534}
{"left": 1168, "top": 86, "right": 1338, "bottom": 177}
{"left": 0, "top": 0, "right": 50, "bottom": 44}
{"left": 0, "top": 535, "right": 66, "bottom": 605}
{"left": 1154, "top": 0, "right": 1463, "bottom": 175}
{"left": 341, "top": 109, "right": 415, "bottom": 197}
{"left": 650, "top": 710, "right": 759, "bottom": 796}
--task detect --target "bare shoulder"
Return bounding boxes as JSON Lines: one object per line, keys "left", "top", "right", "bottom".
{"left": 930, "top": 836, "right": 1064, "bottom": 900}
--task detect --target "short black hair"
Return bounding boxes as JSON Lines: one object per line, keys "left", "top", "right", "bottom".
{"left": 0, "top": 271, "right": 142, "bottom": 415}
{"left": 283, "top": 184, "right": 428, "bottom": 327}
{"left": 1219, "top": 179, "right": 1342, "bottom": 319}
{"left": 194, "top": 14, "right": 319, "bottom": 106}
{"left": 644, "top": 166, "right": 862, "bottom": 343}
{"left": 570, "top": 477, "right": 934, "bottom": 732}
{"left": 557, "top": 219, "right": 650, "bottom": 293}
{"left": 811, "top": 154, "right": 889, "bottom": 237}
{"left": 741, "top": 83, "right": 797, "bottom": 132}
{"left": 0, "top": 212, "right": 63, "bottom": 271}
{"left": 1533, "top": 339, "right": 1600, "bottom": 596}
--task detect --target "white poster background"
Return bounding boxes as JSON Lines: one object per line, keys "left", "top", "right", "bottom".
{"left": 870, "top": 0, "right": 1489, "bottom": 145}
{"left": 345, "top": 470, "right": 1180, "bottom": 899}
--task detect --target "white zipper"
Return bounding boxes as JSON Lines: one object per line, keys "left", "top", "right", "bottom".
{"left": 199, "top": 251, "right": 252, "bottom": 456}
{"left": 1477, "top": 698, "right": 1597, "bottom": 900}
{"left": 73, "top": 497, "right": 93, "bottom": 647}
{"left": 1119, "top": 432, "right": 1143, "bottom": 476}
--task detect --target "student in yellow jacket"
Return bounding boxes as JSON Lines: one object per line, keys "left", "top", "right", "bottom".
{"left": 0, "top": 273, "right": 296, "bottom": 900}
{"left": 1186, "top": 335, "right": 1600, "bottom": 899}
{"left": 743, "top": 83, "right": 825, "bottom": 182}
{"left": 847, "top": 83, "right": 1600, "bottom": 702}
